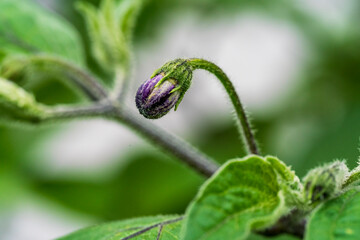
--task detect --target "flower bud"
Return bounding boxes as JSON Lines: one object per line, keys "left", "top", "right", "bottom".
{"left": 136, "top": 74, "right": 180, "bottom": 119}
{"left": 135, "top": 59, "right": 192, "bottom": 119}
{"left": 303, "top": 161, "right": 348, "bottom": 204}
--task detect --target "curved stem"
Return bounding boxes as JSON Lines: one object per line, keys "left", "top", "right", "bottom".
{"left": 43, "top": 102, "right": 219, "bottom": 177}
{"left": 111, "top": 65, "right": 130, "bottom": 101}
{"left": 28, "top": 55, "right": 108, "bottom": 100}
{"left": 188, "top": 58, "right": 260, "bottom": 155}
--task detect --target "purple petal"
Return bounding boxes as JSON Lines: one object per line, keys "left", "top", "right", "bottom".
{"left": 144, "top": 80, "right": 176, "bottom": 108}
{"left": 135, "top": 74, "right": 163, "bottom": 108}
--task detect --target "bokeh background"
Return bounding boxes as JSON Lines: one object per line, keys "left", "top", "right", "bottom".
{"left": 0, "top": 0, "right": 359, "bottom": 239}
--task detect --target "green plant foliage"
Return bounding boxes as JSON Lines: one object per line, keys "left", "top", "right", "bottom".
{"left": 265, "top": 156, "right": 303, "bottom": 206}
{"left": 305, "top": 189, "right": 360, "bottom": 240}
{"left": 181, "top": 155, "right": 290, "bottom": 240}
{"left": 0, "top": 77, "right": 48, "bottom": 123}
{"left": 0, "top": 0, "right": 84, "bottom": 64}
{"left": 58, "top": 215, "right": 182, "bottom": 240}
{"left": 77, "top": 0, "right": 142, "bottom": 72}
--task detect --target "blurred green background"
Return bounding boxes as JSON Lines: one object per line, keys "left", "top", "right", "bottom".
{"left": 0, "top": 0, "right": 359, "bottom": 239}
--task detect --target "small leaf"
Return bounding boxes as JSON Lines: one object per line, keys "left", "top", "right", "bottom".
{"left": 266, "top": 156, "right": 303, "bottom": 206}
{"left": 119, "top": 0, "right": 143, "bottom": 43}
{"left": 77, "top": 0, "right": 142, "bottom": 72}
{"left": 181, "top": 155, "right": 289, "bottom": 240}
{"left": 58, "top": 215, "right": 182, "bottom": 240}
{"left": 0, "top": 0, "right": 84, "bottom": 64}
{"left": 305, "top": 189, "right": 360, "bottom": 240}
{"left": 0, "top": 77, "right": 48, "bottom": 123}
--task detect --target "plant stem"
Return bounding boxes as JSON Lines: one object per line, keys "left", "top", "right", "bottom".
{"left": 44, "top": 102, "right": 219, "bottom": 177}
{"left": 188, "top": 58, "right": 260, "bottom": 155}
{"left": 44, "top": 102, "right": 112, "bottom": 120}
{"left": 111, "top": 65, "right": 129, "bottom": 101}
{"left": 109, "top": 104, "right": 219, "bottom": 177}
{"left": 29, "top": 55, "right": 109, "bottom": 100}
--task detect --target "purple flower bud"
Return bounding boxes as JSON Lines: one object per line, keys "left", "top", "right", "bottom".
{"left": 136, "top": 74, "right": 180, "bottom": 119}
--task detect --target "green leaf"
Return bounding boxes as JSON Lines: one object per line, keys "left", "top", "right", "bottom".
{"left": 77, "top": 0, "right": 142, "bottom": 72}
{"left": 58, "top": 215, "right": 182, "bottom": 240}
{"left": 265, "top": 156, "right": 303, "bottom": 206}
{"left": 181, "top": 155, "right": 288, "bottom": 240}
{"left": 0, "top": 77, "right": 48, "bottom": 123}
{"left": 119, "top": 0, "right": 143, "bottom": 43}
{"left": 305, "top": 189, "right": 360, "bottom": 240}
{"left": 0, "top": 0, "right": 84, "bottom": 64}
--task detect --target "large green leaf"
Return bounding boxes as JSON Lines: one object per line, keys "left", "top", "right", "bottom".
{"left": 305, "top": 189, "right": 360, "bottom": 240}
{"left": 181, "top": 155, "right": 288, "bottom": 240}
{"left": 0, "top": 0, "right": 83, "bottom": 64}
{"left": 58, "top": 215, "right": 182, "bottom": 240}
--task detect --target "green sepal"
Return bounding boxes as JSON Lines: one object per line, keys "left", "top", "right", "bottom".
{"left": 0, "top": 77, "right": 48, "bottom": 123}
{"left": 151, "top": 59, "right": 193, "bottom": 110}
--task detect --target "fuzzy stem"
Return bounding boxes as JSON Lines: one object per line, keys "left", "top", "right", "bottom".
{"left": 44, "top": 102, "right": 219, "bottom": 177}
{"left": 44, "top": 102, "right": 112, "bottom": 120}
{"left": 188, "top": 58, "right": 260, "bottom": 155}
{"left": 109, "top": 105, "right": 219, "bottom": 177}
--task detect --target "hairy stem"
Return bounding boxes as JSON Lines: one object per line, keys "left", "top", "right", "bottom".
{"left": 109, "top": 104, "right": 219, "bottom": 177}
{"left": 44, "top": 102, "right": 219, "bottom": 177}
{"left": 188, "top": 58, "right": 260, "bottom": 155}
{"left": 342, "top": 171, "right": 360, "bottom": 188}
{"left": 44, "top": 102, "right": 112, "bottom": 120}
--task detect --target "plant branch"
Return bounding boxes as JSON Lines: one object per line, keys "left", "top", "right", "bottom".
{"left": 28, "top": 55, "right": 109, "bottom": 100}
{"left": 111, "top": 65, "right": 130, "bottom": 101}
{"left": 188, "top": 58, "right": 260, "bottom": 155}
{"left": 44, "top": 102, "right": 112, "bottom": 120}
{"left": 109, "top": 104, "right": 219, "bottom": 177}
{"left": 44, "top": 102, "right": 219, "bottom": 177}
